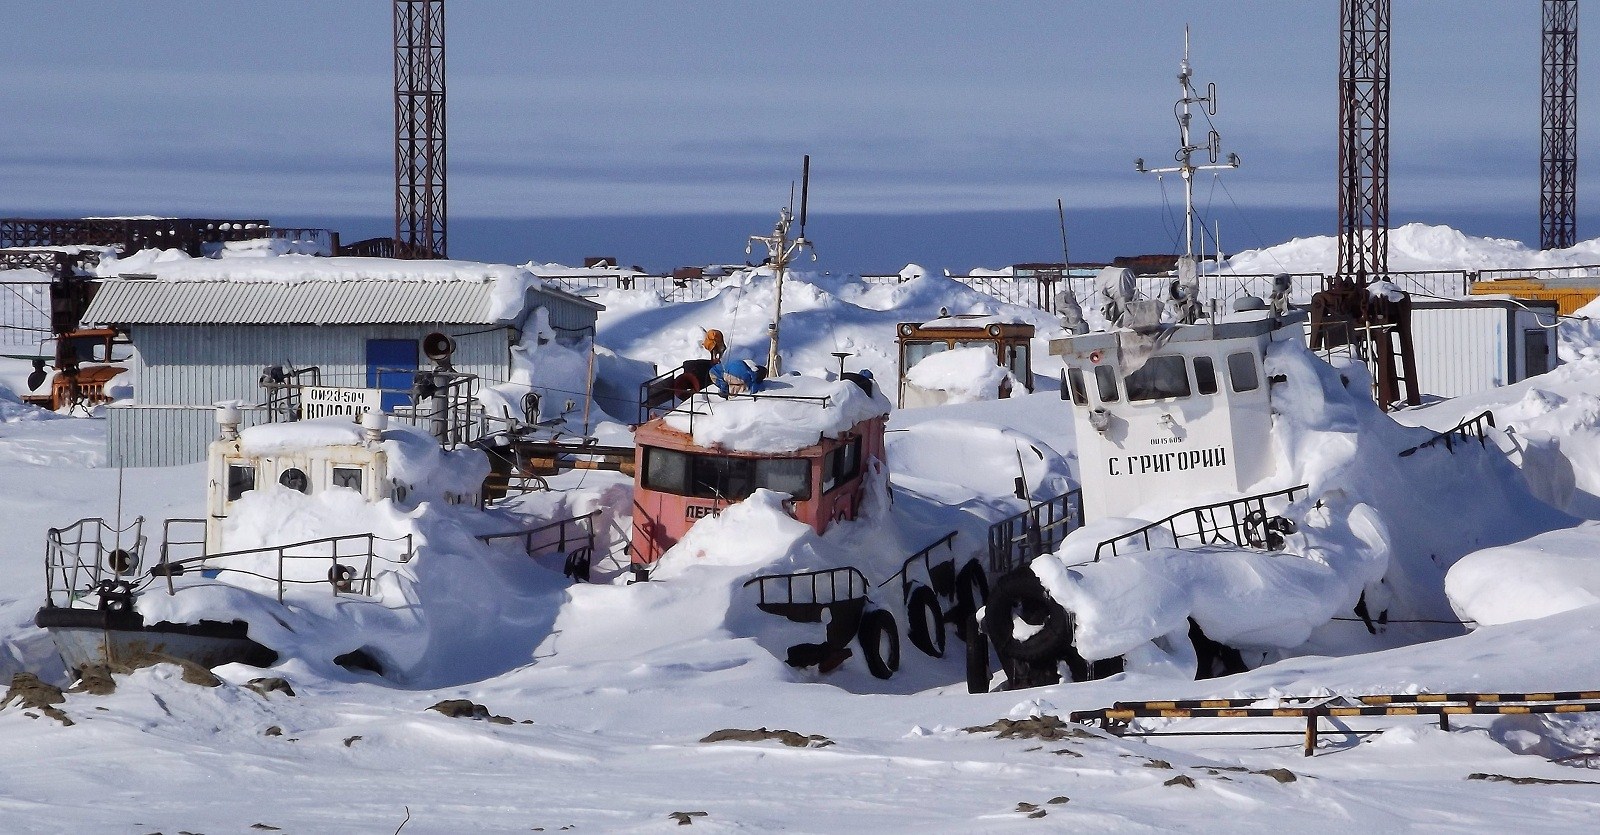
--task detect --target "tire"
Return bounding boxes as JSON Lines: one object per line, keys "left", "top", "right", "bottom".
{"left": 906, "top": 585, "right": 946, "bottom": 658}
{"left": 857, "top": 609, "right": 900, "bottom": 680}
{"left": 965, "top": 615, "right": 990, "bottom": 694}
{"left": 981, "top": 569, "right": 1073, "bottom": 664}
{"left": 952, "top": 560, "right": 989, "bottom": 641}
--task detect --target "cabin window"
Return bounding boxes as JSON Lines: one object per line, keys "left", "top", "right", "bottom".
{"left": 279, "top": 468, "right": 310, "bottom": 494}
{"left": 902, "top": 340, "right": 948, "bottom": 369}
{"left": 1093, "top": 365, "right": 1120, "bottom": 402}
{"left": 823, "top": 436, "right": 863, "bottom": 493}
{"left": 1124, "top": 355, "right": 1191, "bottom": 402}
{"left": 641, "top": 446, "right": 811, "bottom": 501}
{"left": 332, "top": 467, "right": 364, "bottom": 492}
{"left": 1066, "top": 368, "right": 1087, "bottom": 405}
{"left": 1194, "top": 356, "right": 1219, "bottom": 395}
{"left": 226, "top": 464, "right": 256, "bottom": 502}
{"left": 1227, "top": 352, "right": 1260, "bottom": 392}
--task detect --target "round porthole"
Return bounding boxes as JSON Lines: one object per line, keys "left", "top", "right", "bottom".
{"left": 279, "top": 468, "right": 310, "bottom": 494}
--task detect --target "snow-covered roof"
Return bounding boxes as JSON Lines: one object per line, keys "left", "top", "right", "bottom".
{"left": 661, "top": 375, "right": 891, "bottom": 454}
{"left": 80, "top": 256, "right": 603, "bottom": 326}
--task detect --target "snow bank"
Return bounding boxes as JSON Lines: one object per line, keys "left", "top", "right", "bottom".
{"left": 886, "top": 419, "right": 1072, "bottom": 500}
{"left": 1446, "top": 525, "right": 1600, "bottom": 626}
{"left": 1220, "top": 223, "right": 1600, "bottom": 275}
{"left": 239, "top": 418, "right": 366, "bottom": 456}
{"left": 664, "top": 375, "right": 891, "bottom": 454}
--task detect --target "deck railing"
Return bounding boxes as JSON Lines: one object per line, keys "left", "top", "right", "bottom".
{"left": 1398, "top": 411, "right": 1496, "bottom": 458}
{"left": 477, "top": 510, "right": 599, "bottom": 580}
{"left": 742, "top": 566, "right": 871, "bottom": 608}
{"left": 1091, "top": 485, "right": 1308, "bottom": 562}
{"left": 148, "top": 531, "right": 414, "bottom": 603}
{"left": 986, "top": 489, "right": 1084, "bottom": 576}
{"left": 43, "top": 517, "right": 146, "bottom": 608}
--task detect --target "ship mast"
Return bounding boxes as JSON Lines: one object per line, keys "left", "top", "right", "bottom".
{"left": 747, "top": 156, "right": 814, "bottom": 376}
{"left": 1136, "top": 26, "right": 1240, "bottom": 283}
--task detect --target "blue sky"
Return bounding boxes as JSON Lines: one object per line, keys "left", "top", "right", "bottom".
{"left": 0, "top": 2, "right": 1588, "bottom": 235}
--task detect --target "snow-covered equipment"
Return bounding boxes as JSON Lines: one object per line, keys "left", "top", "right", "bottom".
{"left": 628, "top": 372, "right": 891, "bottom": 583}
{"left": 1308, "top": 275, "right": 1421, "bottom": 410}
{"left": 896, "top": 316, "right": 1034, "bottom": 408}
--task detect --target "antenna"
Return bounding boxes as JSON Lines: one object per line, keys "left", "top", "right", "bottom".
{"left": 799, "top": 154, "right": 811, "bottom": 237}
{"left": 1057, "top": 198, "right": 1070, "bottom": 268}
{"left": 1135, "top": 24, "right": 1240, "bottom": 276}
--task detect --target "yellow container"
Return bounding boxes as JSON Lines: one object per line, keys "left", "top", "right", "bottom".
{"left": 1468, "top": 279, "right": 1600, "bottom": 315}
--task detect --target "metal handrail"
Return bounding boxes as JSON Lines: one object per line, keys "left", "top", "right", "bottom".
{"left": 987, "top": 489, "right": 1084, "bottom": 576}
{"left": 1092, "top": 485, "right": 1308, "bottom": 562}
{"left": 150, "top": 531, "right": 414, "bottom": 603}
{"left": 742, "top": 566, "right": 871, "bottom": 608}
{"left": 43, "top": 516, "right": 146, "bottom": 608}
{"left": 1398, "top": 410, "right": 1496, "bottom": 458}
{"left": 477, "top": 510, "right": 600, "bottom": 559}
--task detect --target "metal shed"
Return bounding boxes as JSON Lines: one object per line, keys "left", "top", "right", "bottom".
{"left": 82, "top": 273, "right": 603, "bottom": 467}
{"left": 1406, "top": 298, "right": 1559, "bottom": 401}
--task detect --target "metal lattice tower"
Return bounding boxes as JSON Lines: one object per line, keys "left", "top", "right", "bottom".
{"left": 394, "top": 0, "right": 446, "bottom": 259}
{"left": 1542, "top": 0, "right": 1579, "bottom": 250}
{"left": 1338, "top": 0, "right": 1390, "bottom": 280}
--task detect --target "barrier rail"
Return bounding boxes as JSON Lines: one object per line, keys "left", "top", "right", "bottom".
{"left": 987, "top": 489, "right": 1083, "bottom": 576}
{"left": 1398, "top": 410, "right": 1496, "bottom": 458}
{"left": 1092, "top": 485, "right": 1308, "bottom": 562}
{"left": 1071, "top": 691, "right": 1600, "bottom": 757}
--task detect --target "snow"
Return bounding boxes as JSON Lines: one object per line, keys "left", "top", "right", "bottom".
{"left": 662, "top": 374, "right": 892, "bottom": 453}
{"left": 1220, "top": 222, "right": 1600, "bottom": 275}
{"left": 903, "top": 344, "right": 1014, "bottom": 404}
{"left": 239, "top": 416, "right": 367, "bottom": 456}
{"left": 11, "top": 225, "right": 1600, "bottom": 829}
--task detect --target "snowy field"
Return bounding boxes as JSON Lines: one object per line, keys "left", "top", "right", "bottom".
{"left": 5, "top": 226, "right": 1600, "bottom": 832}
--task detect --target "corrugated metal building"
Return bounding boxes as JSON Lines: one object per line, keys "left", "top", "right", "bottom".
{"left": 83, "top": 273, "right": 603, "bottom": 467}
{"left": 1408, "top": 298, "right": 1559, "bottom": 400}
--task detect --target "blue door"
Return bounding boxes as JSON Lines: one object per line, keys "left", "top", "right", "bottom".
{"left": 366, "top": 338, "right": 419, "bottom": 412}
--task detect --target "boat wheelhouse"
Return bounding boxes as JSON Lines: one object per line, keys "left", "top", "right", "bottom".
{"left": 896, "top": 316, "right": 1034, "bottom": 408}
{"left": 629, "top": 374, "right": 889, "bottom": 580}
{"left": 1051, "top": 308, "right": 1305, "bottom": 522}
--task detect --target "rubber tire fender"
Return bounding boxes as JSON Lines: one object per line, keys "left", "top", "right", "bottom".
{"left": 906, "top": 584, "right": 946, "bottom": 659}
{"left": 981, "top": 568, "right": 1074, "bottom": 664}
{"left": 952, "top": 560, "right": 989, "bottom": 641}
{"left": 965, "top": 614, "right": 991, "bottom": 694}
{"left": 857, "top": 609, "right": 900, "bottom": 680}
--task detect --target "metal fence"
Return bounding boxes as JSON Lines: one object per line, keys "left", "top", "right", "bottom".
{"left": 0, "top": 280, "right": 52, "bottom": 349}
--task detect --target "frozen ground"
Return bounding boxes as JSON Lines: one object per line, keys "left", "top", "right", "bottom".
{"left": 5, "top": 226, "right": 1600, "bottom": 831}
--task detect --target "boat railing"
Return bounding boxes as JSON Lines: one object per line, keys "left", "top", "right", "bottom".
{"left": 670, "top": 390, "right": 835, "bottom": 436}
{"left": 1398, "top": 411, "right": 1496, "bottom": 458}
{"left": 43, "top": 516, "right": 146, "bottom": 608}
{"left": 987, "top": 489, "right": 1084, "bottom": 576}
{"left": 260, "top": 367, "right": 488, "bottom": 447}
{"left": 878, "top": 529, "right": 960, "bottom": 601}
{"left": 1091, "top": 484, "right": 1308, "bottom": 562}
{"left": 477, "top": 509, "right": 600, "bottom": 580}
{"left": 742, "top": 566, "right": 871, "bottom": 608}
{"left": 148, "top": 532, "right": 415, "bottom": 603}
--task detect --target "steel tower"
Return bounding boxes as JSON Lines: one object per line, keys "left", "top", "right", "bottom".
{"left": 1338, "top": 0, "right": 1390, "bottom": 280}
{"left": 394, "top": 0, "right": 447, "bottom": 259}
{"left": 1542, "top": 0, "right": 1579, "bottom": 250}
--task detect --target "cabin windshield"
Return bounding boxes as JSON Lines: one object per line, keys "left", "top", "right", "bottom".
{"left": 641, "top": 447, "right": 811, "bottom": 501}
{"left": 901, "top": 340, "right": 949, "bottom": 368}
{"left": 1124, "top": 355, "right": 1192, "bottom": 402}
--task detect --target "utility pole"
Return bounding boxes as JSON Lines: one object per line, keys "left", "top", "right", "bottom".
{"left": 1337, "top": 0, "right": 1390, "bottom": 279}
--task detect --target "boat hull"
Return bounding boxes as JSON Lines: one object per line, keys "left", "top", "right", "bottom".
{"left": 34, "top": 607, "right": 278, "bottom": 674}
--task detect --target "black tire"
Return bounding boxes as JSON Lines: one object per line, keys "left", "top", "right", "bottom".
{"left": 982, "top": 569, "right": 1073, "bottom": 664}
{"left": 952, "top": 560, "right": 989, "bottom": 641}
{"left": 965, "top": 615, "right": 990, "bottom": 694}
{"left": 857, "top": 609, "right": 900, "bottom": 680}
{"left": 906, "top": 585, "right": 946, "bottom": 658}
